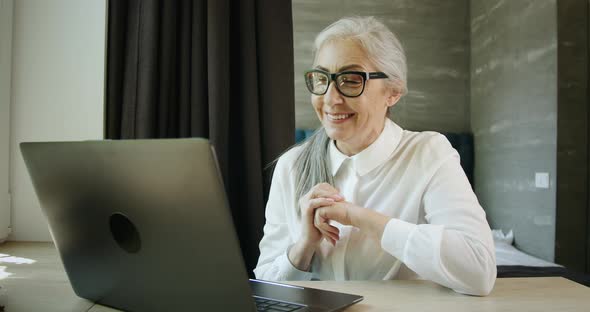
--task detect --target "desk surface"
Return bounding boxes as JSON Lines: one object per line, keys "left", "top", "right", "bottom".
{"left": 1, "top": 242, "right": 589, "bottom": 312}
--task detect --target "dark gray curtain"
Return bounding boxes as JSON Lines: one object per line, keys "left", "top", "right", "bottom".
{"left": 105, "top": 0, "right": 295, "bottom": 276}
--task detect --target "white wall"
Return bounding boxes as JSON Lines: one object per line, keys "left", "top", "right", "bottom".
{"left": 9, "top": 0, "right": 107, "bottom": 241}
{"left": 0, "top": 0, "right": 14, "bottom": 242}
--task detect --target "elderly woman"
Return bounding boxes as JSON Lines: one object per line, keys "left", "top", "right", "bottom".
{"left": 254, "top": 16, "right": 496, "bottom": 296}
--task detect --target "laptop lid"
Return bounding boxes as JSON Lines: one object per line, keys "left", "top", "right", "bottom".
{"left": 20, "top": 138, "right": 256, "bottom": 311}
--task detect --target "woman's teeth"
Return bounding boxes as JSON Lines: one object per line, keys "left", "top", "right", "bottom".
{"left": 328, "top": 113, "right": 354, "bottom": 121}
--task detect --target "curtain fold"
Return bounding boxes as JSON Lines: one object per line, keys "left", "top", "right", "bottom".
{"left": 106, "top": 0, "right": 295, "bottom": 276}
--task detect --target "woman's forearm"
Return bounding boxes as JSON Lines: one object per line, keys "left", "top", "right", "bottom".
{"left": 287, "top": 239, "right": 318, "bottom": 272}
{"left": 351, "top": 207, "right": 391, "bottom": 242}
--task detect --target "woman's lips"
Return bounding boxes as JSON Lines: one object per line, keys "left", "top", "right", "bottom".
{"left": 326, "top": 113, "right": 355, "bottom": 123}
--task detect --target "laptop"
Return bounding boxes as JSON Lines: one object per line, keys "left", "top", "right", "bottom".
{"left": 20, "top": 138, "right": 363, "bottom": 312}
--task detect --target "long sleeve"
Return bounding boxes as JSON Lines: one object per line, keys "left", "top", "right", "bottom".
{"left": 380, "top": 136, "right": 497, "bottom": 296}
{"left": 253, "top": 155, "right": 313, "bottom": 281}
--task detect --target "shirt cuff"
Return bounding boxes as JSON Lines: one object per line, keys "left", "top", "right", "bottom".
{"left": 275, "top": 247, "right": 314, "bottom": 281}
{"left": 381, "top": 218, "right": 417, "bottom": 261}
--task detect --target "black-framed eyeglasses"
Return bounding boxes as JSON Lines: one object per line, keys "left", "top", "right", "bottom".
{"left": 304, "top": 69, "right": 388, "bottom": 97}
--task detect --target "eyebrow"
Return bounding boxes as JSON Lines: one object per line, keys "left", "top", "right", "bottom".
{"left": 315, "top": 64, "right": 365, "bottom": 72}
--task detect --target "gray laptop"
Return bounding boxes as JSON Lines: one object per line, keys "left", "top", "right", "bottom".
{"left": 20, "top": 138, "right": 363, "bottom": 312}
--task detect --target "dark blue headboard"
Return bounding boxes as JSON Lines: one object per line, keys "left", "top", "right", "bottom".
{"left": 442, "top": 133, "right": 474, "bottom": 186}
{"left": 294, "top": 129, "right": 474, "bottom": 187}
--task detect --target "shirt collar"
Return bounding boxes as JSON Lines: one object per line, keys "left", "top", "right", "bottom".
{"left": 329, "top": 118, "right": 402, "bottom": 177}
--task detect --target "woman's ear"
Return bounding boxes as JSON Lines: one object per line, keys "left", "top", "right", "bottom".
{"left": 387, "top": 90, "right": 402, "bottom": 107}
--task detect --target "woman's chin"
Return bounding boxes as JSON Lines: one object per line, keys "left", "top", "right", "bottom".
{"left": 324, "top": 127, "right": 351, "bottom": 141}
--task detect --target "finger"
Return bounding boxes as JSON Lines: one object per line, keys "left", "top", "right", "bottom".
{"left": 310, "top": 184, "right": 344, "bottom": 201}
{"left": 321, "top": 231, "right": 338, "bottom": 246}
{"left": 308, "top": 197, "right": 335, "bottom": 210}
{"left": 327, "top": 234, "right": 337, "bottom": 246}
{"left": 319, "top": 227, "right": 338, "bottom": 241}
{"left": 314, "top": 216, "right": 340, "bottom": 240}
{"left": 326, "top": 236, "right": 336, "bottom": 246}
{"left": 321, "top": 223, "right": 340, "bottom": 236}
{"left": 313, "top": 208, "right": 340, "bottom": 235}
{"left": 318, "top": 225, "right": 340, "bottom": 241}
{"left": 315, "top": 182, "right": 339, "bottom": 193}
{"left": 304, "top": 198, "right": 334, "bottom": 220}
{"left": 312, "top": 190, "right": 344, "bottom": 202}
{"left": 316, "top": 206, "right": 350, "bottom": 225}
{"left": 313, "top": 210, "right": 327, "bottom": 228}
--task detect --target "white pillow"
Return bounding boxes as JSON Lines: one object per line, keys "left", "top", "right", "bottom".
{"left": 492, "top": 229, "right": 514, "bottom": 245}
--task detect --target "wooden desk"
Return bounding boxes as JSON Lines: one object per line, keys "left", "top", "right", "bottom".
{"left": 1, "top": 242, "right": 589, "bottom": 311}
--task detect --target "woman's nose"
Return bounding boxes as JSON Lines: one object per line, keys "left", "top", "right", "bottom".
{"left": 324, "top": 81, "right": 344, "bottom": 105}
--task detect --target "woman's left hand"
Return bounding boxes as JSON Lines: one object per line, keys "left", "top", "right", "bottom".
{"left": 314, "top": 202, "right": 391, "bottom": 244}
{"left": 313, "top": 201, "right": 358, "bottom": 245}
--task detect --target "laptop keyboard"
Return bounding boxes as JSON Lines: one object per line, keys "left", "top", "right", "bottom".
{"left": 254, "top": 297, "right": 305, "bottom": 311}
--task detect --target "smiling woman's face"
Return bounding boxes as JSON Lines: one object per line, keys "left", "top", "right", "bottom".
{"left": 312, "top": 39, "right": 400, "bottom": 156}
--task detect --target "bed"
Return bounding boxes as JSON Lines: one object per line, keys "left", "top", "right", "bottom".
{"left": 295, "top": 128, "right": 590, "bottom": 287}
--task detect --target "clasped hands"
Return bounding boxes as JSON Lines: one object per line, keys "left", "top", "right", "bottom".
{"left": 299, "top": 183, "right": 371, "bottom": 247}
{"left": 290, "top": 182, "right": 389, "bottom": 271}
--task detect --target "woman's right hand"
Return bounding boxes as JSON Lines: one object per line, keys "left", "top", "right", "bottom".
{"left": 288, "top": 183, "right": 343, "bottom": 271}
{"left": 300, "top": 183, "right": 344, "bottom": 247}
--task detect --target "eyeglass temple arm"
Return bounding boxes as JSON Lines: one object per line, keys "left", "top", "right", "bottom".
{"left": 368, "top": 72, "right": 388, "bottom": 79}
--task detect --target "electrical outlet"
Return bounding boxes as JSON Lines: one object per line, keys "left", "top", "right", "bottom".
{"left": 535, "top": 172, "right": 549, "bottom": 189}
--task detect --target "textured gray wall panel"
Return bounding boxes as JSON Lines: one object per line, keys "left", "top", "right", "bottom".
{"left": 471, "top": 0, "right": 557, "bottom": 261}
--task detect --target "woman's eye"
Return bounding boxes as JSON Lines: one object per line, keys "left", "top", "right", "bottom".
{"left": 345, "top": 80, "right": 361, "bottom": 85}
{"left": 341, "top": 78, "right": 361, "bottom": 86}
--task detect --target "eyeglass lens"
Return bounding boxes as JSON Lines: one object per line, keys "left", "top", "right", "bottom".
{"left": 305, "top": 72, "right": 364, "bottom": 97}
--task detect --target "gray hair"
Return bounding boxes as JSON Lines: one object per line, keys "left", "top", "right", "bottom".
{"left": 289, "top": 16, "right": 407, "bottom": 215}
{"left": 313, "top": 16, "right": 408, "bottom": 95}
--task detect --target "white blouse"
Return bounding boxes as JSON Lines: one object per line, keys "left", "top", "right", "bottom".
{"left": 254, "top": 119, "right": 496, "bottom": 296}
